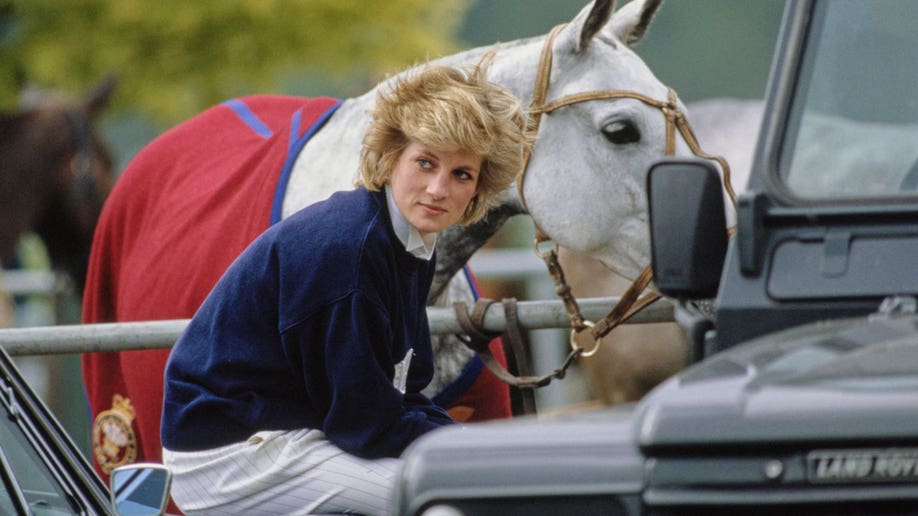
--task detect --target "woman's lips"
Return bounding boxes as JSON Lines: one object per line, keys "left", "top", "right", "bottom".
{"left": 420, "top": 203, "right": 446, "bottom": 214}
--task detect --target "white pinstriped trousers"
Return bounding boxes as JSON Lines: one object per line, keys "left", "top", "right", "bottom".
{"left": 162, "top": 429, "right": 399, "bottom": 515}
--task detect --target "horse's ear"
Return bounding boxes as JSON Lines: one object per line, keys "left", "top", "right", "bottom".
{"left": 85, "top": 74, "right": 118, "bottom": 116}
{"left": 579, "top": 0, "right": 616, "bottom": 52}
{"left": 610, "top": 0, "right": 663, "bottom": 47}
{"left": 566, "top": 0, "right": 616, "bottom": 54}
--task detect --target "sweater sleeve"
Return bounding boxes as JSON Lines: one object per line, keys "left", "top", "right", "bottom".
{"left": 282, "top": 291, "right": 452, "bottom": 459}
{"left": 404, "top": 391, "right": 454, "bottom": 427}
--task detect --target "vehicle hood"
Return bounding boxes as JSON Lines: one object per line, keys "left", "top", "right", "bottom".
{"left": 635, "top": 313, "right": 918, "bottom": 450}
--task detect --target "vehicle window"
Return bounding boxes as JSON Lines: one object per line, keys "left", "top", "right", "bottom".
{"left": 779, "top": 0, "right": 918, "bottom": 200}
{"left": 0, "top": 398, "right": 79, "bottom": 515}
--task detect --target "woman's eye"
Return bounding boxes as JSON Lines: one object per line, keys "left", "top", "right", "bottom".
{"left": 454, "top": 169, "right": 474, "bottom": 181}
{"left": 417, "top": 158, "right": 432, "bottom": 169}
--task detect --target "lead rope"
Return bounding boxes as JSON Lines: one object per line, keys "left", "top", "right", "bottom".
{"left": 453, "top": 297, "right": 581, "bottom": 415}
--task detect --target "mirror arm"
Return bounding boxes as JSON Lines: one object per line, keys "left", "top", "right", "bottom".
{"left": 737, "top": 192, "right": 769, "bottom": 276}
{"left": 673, "top": 300, "right": 716, "bottom": 364}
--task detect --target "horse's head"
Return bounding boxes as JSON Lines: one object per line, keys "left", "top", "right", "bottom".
{"left": 16, "top": 77, "right": 118, "bottom": 289}
{"left": 519, "top": 0, "right": 694, "bottom": 282}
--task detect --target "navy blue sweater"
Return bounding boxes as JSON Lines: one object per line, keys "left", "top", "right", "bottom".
{"left": 161, "top": 187, "right": 453, "bottom": 458}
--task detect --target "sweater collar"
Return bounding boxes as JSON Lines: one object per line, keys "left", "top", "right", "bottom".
{"left": 385, "top": 185, "right": 436, "bottom": 261}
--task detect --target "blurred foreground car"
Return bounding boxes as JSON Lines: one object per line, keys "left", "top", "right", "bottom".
{"left": 0, "top": 346, "right": 170, "bottom": 515}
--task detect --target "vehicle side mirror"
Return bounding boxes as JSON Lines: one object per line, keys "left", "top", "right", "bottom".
{"left": 110, "top": 463, "right": 172, "bottom": 516}
{"left": 647, "top": 159, "right": 728, "bottom": 299}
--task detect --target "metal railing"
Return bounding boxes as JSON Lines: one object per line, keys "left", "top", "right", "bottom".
{"left": 3, "top": 249, "right": 675, "bottom": 362}
{"left": 0, "top": 296, "right": 673, "bottom": 356}
{"left": 2, "top": 251, "right": 677, "bottom": 412}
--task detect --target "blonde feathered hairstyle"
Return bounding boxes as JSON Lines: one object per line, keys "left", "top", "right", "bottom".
{"left": 357, "top": 54, "right": 532, "bottom": 225}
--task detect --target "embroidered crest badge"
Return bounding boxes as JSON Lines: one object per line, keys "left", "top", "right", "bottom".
{"left": 92, "top": 394, "right": 137, "bottom": 474}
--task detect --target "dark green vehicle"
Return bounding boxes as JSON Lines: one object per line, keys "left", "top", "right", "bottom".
{"left": 393, "top": 0, "right": 918, "bottom": 514}
{"left": 1, "top": 346, "right": 171, "bottom": 516}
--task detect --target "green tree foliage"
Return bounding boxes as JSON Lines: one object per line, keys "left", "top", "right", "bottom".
{"left": 1, "top": 0, "right": 468, "bottom": 123}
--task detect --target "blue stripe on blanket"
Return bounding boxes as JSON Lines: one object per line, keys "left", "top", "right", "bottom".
{"left": 271, "top": 100, "right": 342, "bottom": 225}
{"left": 222, "top": 99, "right": 273, "bottom": 139}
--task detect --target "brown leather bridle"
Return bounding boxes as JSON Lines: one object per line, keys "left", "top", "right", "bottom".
{"left": 518, "top": 24, "right": 737, "bottom": 359}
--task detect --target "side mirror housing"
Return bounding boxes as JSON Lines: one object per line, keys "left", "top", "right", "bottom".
{"left": 110, "top": 463, "right": 172, "bottom": 516}
{"left": 647, "top": 159, "right": 728, "bottom": 299}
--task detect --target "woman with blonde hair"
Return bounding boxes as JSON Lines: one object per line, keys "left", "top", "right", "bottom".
{"left": 160, "top": 60, "right": 530, "bottom": 515}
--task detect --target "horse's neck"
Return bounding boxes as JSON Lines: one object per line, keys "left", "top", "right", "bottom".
{"left": 0, "top": 111, "right": 61, "bottom": 262}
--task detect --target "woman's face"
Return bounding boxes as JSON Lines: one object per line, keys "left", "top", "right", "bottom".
{"left": 389, "top": 141, "right": 482, "bottom": 236}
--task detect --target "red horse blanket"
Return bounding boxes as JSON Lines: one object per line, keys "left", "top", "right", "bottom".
{"left": 82, "top": 95, "right": 510, "bottom": 482}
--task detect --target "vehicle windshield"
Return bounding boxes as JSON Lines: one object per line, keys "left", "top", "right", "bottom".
{"left": 778, "top": 0, "right": 918, "bottom": 200}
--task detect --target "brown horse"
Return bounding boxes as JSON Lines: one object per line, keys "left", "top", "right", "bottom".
{"left": 0, "top": 78, "right": 117, "bottom": 291}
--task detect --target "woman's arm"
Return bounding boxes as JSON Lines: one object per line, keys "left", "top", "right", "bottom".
{"left": 284, "top": 292, "right": 452, "bottom": 459}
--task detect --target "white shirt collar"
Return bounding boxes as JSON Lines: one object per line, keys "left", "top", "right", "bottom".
{"left": 385, "top": 185, "right": 437, "bottom": 260}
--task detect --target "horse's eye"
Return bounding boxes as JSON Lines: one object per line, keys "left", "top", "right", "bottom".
{"left": 602, "top": 120, "right": 640, "bottom": 144}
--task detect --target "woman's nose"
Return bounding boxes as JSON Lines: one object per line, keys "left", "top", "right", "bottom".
{"left": 427, "top": 171, "right": 449, "bottom": 198}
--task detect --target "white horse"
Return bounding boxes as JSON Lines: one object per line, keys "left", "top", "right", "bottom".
{"left": 84, "top": 0, "right": 713, "bottom": 479}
